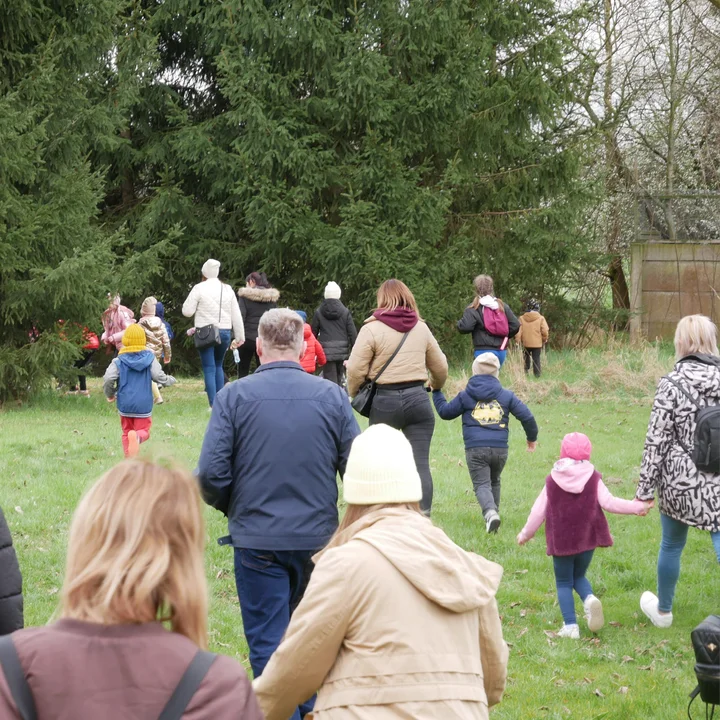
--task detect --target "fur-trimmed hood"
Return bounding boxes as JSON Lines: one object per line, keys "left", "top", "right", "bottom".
{"left": 238, "top": 286, "right": 280, "bottom": 303}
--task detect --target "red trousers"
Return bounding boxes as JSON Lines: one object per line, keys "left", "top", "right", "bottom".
{"left": 120, "top": 416, "right": 152, "bottom": 457}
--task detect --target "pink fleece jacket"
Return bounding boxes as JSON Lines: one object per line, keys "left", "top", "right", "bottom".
{"left": 518, "top": 459, "right": 647, "bottom": 543}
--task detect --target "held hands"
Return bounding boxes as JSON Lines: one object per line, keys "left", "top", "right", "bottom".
{"left": 637, "top": 499, "right": 655, "bottom": 516}
{"left": 526, "top": 441, "right": 537, "bottom": 453}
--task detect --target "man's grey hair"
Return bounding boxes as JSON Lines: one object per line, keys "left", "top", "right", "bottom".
{"left": 258, "top": 308, "right": 304, "bottom": 357}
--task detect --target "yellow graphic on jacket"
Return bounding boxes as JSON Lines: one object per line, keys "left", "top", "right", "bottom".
{"left": 472, "top": 400, "right": 506, "bottom": 428}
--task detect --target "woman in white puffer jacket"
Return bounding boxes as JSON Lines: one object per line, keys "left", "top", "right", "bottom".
{"left": 182, "top": 259, "right": 244, "bottom": 407}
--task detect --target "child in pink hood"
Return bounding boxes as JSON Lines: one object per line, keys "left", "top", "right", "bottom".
{"left": 517, "top": 432, "right": 652, "bottom": 638}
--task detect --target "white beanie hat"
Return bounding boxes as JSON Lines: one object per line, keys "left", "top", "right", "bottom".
{"left": 202, "top": 258, "right": 221, "bottom": 279}
{"left": 324, "top": 281, "right": 342, "bottom": 300}
{"left": 343, "top": 425, "right": 423, "bottom": 505}
{"left": 472, "top": 352, "right": 500, "bottom": 378}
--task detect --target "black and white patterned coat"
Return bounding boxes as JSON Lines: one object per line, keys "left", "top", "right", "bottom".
{"left": 637, "top": 356, "right": 720, "bottom": 532}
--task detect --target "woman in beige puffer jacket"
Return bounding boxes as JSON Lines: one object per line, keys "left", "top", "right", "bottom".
{"left": 253, "top": 424, "right": 508, "bottom": 720}
{"left": 346, "top": 279, "right": 448, "bottom": 514}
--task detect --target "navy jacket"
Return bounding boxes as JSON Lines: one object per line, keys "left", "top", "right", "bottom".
{"left": 103, "top": 351, "right": 175, "bottom": 418}
{"left": 197, "top": 361, "right": 361, "bottom": 551}
{"left": 432, "top": 375, "right": 538, "bottom": 449}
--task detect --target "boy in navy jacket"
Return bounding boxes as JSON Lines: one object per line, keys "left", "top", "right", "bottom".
{"left": 432, "top": 352, "right": 538, "bottom": 533}
{"left": 103, "top": 324, "right": 176, "bottom": 457}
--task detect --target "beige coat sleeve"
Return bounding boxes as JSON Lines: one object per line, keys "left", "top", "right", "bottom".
{"left": 478, "top": 596, "right": 508, "bottom": 707}
{"left": 425, "top": 328, "right": 448, "bottom": 390}
{"left": 516, "top": 319, "right": 523, "bottom": 344}
{"left": 346, "top": 324, "right": 375, "bottom": 397}
{"left": 252, "top": 550, "right": 353, "bottom": 720}
{"left": 541, "top": 316, "right": 549, "bottom": 344}
{"left": 160, "top": 324, "right": 171, "bottom": 362}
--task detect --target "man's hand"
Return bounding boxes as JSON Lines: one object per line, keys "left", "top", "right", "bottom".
{"left": 526, "top": 441, "right": 537, "bottom": 453}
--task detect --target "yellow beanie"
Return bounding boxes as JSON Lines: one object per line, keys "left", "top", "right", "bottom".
{"left": 119, "top": 323, "right": 147, "bottom": 355}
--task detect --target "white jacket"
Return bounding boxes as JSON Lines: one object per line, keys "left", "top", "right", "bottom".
{"left": 182, "top": 278, "right": 245, "bottom": 341}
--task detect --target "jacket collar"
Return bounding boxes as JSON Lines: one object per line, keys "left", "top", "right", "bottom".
{"left": 678, "top": 353, "right": 720, "bottom": 368}
{"left": 253, "top": 360, "right": 305, "bottom": 373}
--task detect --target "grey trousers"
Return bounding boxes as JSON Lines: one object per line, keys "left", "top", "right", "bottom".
{"left": 465, "top": 447, "right": 509, "bottom": 517}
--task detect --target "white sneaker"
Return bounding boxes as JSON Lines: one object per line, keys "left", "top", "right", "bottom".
{"left": 640, "top": 591, "right": 673, "bottom": 628}
{"left": 485, "top": 511, "right": 501, "bottom": 534}
{"left": 557, "top": 624, "right": 580, "bottom": 639}
{"left": 583, "top": 595, "right": 604, "bottom": 632}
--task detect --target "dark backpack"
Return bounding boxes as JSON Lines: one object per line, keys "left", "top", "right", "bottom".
{"left": 689, "top": 615, "right": 720, "bottom": 714}
{"left": 667, "top": 375, "right": 720, "bottom": 473}
{"left": 482, "top": 303, "right": 509, "bottom": 338}
{"left": 0, "top": 636, "right": 217, "bottom": 720}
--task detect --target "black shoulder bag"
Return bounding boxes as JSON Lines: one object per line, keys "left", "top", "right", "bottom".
{"left": 351, "top": 332, "right": 409, "bottom": 417}
{"left": 194, "top": 284, "right": 224, "bottom": 350}
{"left": 0, "top": 635, "right": 217, "bottom": 720}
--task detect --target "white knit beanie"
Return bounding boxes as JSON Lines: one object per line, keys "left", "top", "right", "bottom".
{"left": 202, "top": 258, "right": 221, "bottom": 279}
{"left": 324, "top": 281, "right": 342, "bottom": 300}
{"left": 343, "top": 425, "right": 423, "bottom": 505}
{"left": 472, "top": 352, "right": 500, "bottom": 378}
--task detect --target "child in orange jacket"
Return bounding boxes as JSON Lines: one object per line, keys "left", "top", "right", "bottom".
{"left": 296, "top": 311, "right": 326, "bottom": 374}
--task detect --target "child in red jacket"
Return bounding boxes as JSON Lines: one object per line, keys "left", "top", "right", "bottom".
{"left": 296, "top": 311, "right": 326, "bottom": 374}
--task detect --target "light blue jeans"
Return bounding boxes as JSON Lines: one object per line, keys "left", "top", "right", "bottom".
{"left": 198, "top": 329, "right": 231, "bottom": 407}
{"left": 657, "top": 513, "right": 720, "bottom": 612}
{"left": 474, "top": 348, "right": 507, "bottom": 366}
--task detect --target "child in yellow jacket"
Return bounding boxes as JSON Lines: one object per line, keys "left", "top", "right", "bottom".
{"left": 518, "top": 300, "right": 549, "bottom": 377}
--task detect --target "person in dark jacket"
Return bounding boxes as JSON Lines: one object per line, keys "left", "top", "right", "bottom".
{"left": 457, "top": 275, "right": 520, "bottom": 366}
{"left": 197, "top": 308, "right": 361, "bottom": 720}
{"left": 0, "top": 507, "right": 23, "bottom": 635}
{"left": 236, "top": 272, "right": 280, "bottom": 378}
{"left": 311, "top": 281, "right": 357, "bottom": 386}
{"left": 432, "top": 353, "right": 538, "bottom": 534}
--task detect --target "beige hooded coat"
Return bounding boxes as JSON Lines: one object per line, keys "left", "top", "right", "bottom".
{"left": 253, "top": 509, "right": 508, "bottom": 720}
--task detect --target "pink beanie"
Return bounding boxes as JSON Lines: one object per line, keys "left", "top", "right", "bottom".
{"left": 560, "top": 432, "right": 592, "bottom": 461}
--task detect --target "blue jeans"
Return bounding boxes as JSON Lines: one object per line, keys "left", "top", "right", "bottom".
{"left": 198, "top": 329, "right": 231, "bottom": 406}
{"left": 657, "top": 514, "right": 720, "bottom": 612}
{"left": 234, "top": 548, "right": 317, "bottom": 719}
{"left": 474, "top": 348, "right": 507, "bottom": 366}
{"left": 552, "top": 550, "right": 595, "bottom": 625}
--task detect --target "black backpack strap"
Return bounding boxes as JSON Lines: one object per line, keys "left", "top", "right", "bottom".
{"left": 373, "top": 332, "right": 410, "bottom": 383}
{"left": 0, "top": 636, "right": 37, "bottom": 720}
{"left": 666, "top": 375, "right": 704, "bottom": 408}
{"left": 158, "top": 650, "right": 217, "bottom": 720}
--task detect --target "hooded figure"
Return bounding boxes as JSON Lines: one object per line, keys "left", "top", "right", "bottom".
{"left": 253, "top": 424, "right": 508, "bottom": 720}
{"left": 311, "top": 283, "right": 357, "bottom": 386}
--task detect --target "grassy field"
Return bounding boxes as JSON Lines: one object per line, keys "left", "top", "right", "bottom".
{"left": 0, "top": 344, "right": 717, "bottom": 719}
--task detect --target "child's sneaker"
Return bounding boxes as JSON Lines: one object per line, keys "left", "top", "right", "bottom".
{"left": 485, "top": 510, "right": 501, "bottom": 534}
{"left": 557, "top": 624, "right": 580, "bottom": 639}
{"left": 640, "top": 591, "right": 673, "bottom": 628}
{"left": 583, "top": 594, "right": 604, "bottom": 632}
{"left": 127, "top": 431, "right": 140, "bottom": 458}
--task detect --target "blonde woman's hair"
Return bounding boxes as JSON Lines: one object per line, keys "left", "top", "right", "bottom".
{"left": 61, "top": 460, "right": 208, "bottom": 648}
{"left": 331, "top": 502, "right": 422, "bottom": 545}
{"left": 674, "top": 314, "right": 719, "bottom": 360}
{"left": 376, "top": 279, "right": 420, "bottom": 314}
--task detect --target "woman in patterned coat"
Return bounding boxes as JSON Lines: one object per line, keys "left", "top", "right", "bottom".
{"left": 636, "top": 315, "right": 720, "bottom": 628}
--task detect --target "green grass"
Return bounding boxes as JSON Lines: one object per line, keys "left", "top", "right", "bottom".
{"left": 0, "top": 347, "right": 715, "bottom": 719}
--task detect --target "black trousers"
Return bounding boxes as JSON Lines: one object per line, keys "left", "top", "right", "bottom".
{"left": 524, "top": 347, "right": 542, "bottom": 377}
{"left": 465, "top": 447, "right": 508, "bottom": 517}
{"left": 323, "top": 360, "right": 345, "bottom": 386}
{"left": 72, "top": 351, "right": 95, "bottom": 392}
{"left": 369, "top": 385, "right": 435, "bottom": 513}
{"left": 237, "top": 340, "right": 260, "bottom": 378}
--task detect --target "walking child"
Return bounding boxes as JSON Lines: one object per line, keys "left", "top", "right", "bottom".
{"left": 517, "top": 300, "right": 549, "bottom": 377}
{"left": 432, "top": 352, "right": 538, "bottom": 533}
{"left": 296, "top": 310, "right": 327, "bottom": 374}
{"left": 517, "top": 432, "right": 651, "bottom": 638}
{"left": 155, "top": 300, "right": 174, "bottom": 343}
{"left": 103, "top": 324, "right": 176, "bottom": 457}
{"left": 138, "top": 296, "right": 172, "bottom": 404}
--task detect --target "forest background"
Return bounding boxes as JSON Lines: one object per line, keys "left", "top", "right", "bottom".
{"left": 2, "top": 0, "right": 720, "bottom": 398}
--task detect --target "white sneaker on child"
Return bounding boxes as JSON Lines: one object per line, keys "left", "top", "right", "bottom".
{"left": 485, "top": 511, "right": 501, "bottom": 534}
{"left": 640, "top": 591, "right": 673, "bottom": 628}
{"left": 557, "top": 624, "right": 580, "bottom": 639}
{"left": 583, "top": 595, "right": 604, "bottom": 632}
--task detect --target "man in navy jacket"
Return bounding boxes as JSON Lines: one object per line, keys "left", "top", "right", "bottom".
{"left": 198, "top": 308, "right": 360, "bottom": 720}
